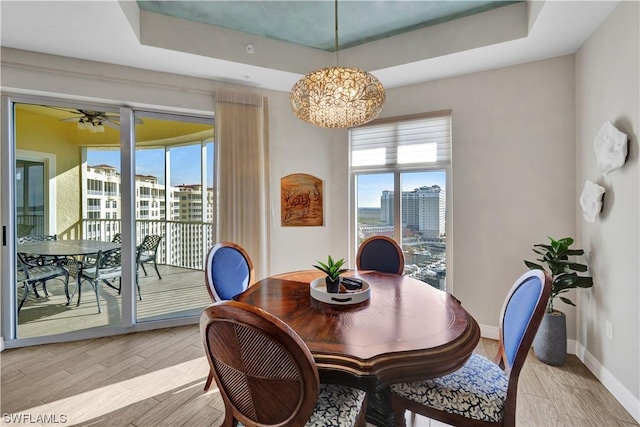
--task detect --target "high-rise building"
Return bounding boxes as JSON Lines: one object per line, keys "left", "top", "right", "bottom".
{"left": 82, "top": 164, "right": 214, "bottom": 267}
{"left": 380, "top": 185, "right": 445, "bottom": 238}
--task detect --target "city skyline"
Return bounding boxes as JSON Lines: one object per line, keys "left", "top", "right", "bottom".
{"left": 87, "top": 145, "right": 214, "bottom": 187}
{"left": 357, "top": 170, "right": 446, "bottom": 207}
{"left": 88, "top": 150, "right": 445, "bottom": 208}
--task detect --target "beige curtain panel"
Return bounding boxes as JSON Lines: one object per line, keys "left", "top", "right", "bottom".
{"left": 215, "top": 88, "right": 269, "bottom": 279}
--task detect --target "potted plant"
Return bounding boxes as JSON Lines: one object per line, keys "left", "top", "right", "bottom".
{"left": 524, "top": 236, "right": 593, "bottom": 365}
{"left": 313, "top": 255, "right": 348, "bottom": 293}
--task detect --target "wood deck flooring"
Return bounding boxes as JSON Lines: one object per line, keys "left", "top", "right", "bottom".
{"left": 1, "top": 327, "right": 637, "bottom": 427}
{"left": 17, "top": 265, "right": 208, "bottom": 339}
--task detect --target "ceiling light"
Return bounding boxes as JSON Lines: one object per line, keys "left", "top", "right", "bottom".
{"left": 96, "top": 122, "right": 105, "bottom": 133}
{"left": 77, "top": 119, "right": 86, "bottom": 130}
{"left": 289, "top": 0, "right": 385, "bottom": 128}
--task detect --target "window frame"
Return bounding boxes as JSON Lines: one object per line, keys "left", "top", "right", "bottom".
{"left": 349, "top": 111, "right": 453, "bottom": 291}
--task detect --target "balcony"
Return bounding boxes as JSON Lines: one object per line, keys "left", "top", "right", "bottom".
{"left": 17, "top": 264, "right": 209, "bottom": 338}
{"left": 16, "top": 219, "right": 214, "bottom": 339}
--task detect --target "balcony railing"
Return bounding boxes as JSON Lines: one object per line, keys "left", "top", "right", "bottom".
{"left": 17, "top": 215, "right": 46, "bottom": 236}
{"left": 82, "top": 219, "right": 214, "bottom": 270}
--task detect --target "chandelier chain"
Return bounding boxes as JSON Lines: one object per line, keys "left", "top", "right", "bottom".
{"left": 335, "top": 0, "right": 339, "bottom": 65}
{"left": 288, "top": 0, "right": 385, "bottom": 128}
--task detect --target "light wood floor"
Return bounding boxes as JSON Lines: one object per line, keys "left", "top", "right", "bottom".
{"left": 1, "top": 329, "right": 637, "bottom": 427}
{"left": 17, "top": 265, "right": 208, "bottom": 338}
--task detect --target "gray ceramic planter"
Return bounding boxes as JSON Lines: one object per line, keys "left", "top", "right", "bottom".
{"left": 533, "top": 310, "right": 567, "bottom": 366}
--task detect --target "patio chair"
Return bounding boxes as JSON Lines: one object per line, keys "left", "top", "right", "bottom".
{"left": 390, "top": 270, "right": 552, "bottom": 427}
{"left": 18, "top": 234, "right": 60, "bottom": 297}
{"left": 78, "top": 248, "right": 122, "bottom": 313}
{"left": 16, "top": 253, "right": 70, "bottom": 313}
{"left": 112, "top": 233, "right": 122, "bottom": 243}
{"left": 17, "top": 223, "right": 34, "bottom": 238}
{"left": 356, "top": 235, "right": 405, "bottom": 275}
{"left": 136, "top": 234, "right": 162, "bottom": 284}
{"left": 201, "top": 300, "right": 367, "bottom": 427}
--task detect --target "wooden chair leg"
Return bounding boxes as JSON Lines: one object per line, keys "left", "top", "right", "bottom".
{"left": 204, "top": 370, "right": 214, "bottom": 392}
{"left": 391, "top": 394, "right": 408, "bottom": 427}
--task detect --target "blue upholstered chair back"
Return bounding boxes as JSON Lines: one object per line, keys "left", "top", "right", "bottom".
{"left": 356, "top": 236, "right": 405, "bottom": 275}
{"left": 205, "top": 243, "right": 254, "bottom": 301}
{"left": 500, "top": 270, "right": 549, "bottom": 369}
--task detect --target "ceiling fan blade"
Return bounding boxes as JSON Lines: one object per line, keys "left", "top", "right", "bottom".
{"left": 60, "top": 117, "right": 81, "bottom": 122}
{"left": 46, "top": 106, "right": 81, "bottom": 114}
{"left": 103, "top": 120, "right": 120, "bottom": 129}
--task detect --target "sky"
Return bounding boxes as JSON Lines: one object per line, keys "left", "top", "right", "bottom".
{"left": 88, "top": 145, "right": 214, "bottom": 187}
{"left": 89, "top": 148, "right": 444, "bottom": 207}
{"left": 357, "top": 170, "right": 446, "bottom": 207}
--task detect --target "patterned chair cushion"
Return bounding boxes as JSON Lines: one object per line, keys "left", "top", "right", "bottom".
{"left": 390, "top": 353, "right": 508, "bottom": 423}
{"left": 238, "top": 383, "right": 365, "bottom": 427}
{"left": 307, "top": 384, "right": 366, "bottom": 426}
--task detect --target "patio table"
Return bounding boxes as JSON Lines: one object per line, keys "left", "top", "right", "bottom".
{"left": 17, "top": 239, "right": 119, "bottom": 257}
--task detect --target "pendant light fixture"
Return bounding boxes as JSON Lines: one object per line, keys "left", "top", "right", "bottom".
{"left": 289, "top": 0, "right": 385, "bottom": 128}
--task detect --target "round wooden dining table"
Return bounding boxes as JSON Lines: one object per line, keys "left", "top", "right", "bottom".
{"left": 234, "top": 270, "right": 480, "bottom": 427}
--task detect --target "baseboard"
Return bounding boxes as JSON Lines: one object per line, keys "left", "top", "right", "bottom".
{"left": 480, "top": 324, "right": 578, "bottom": 354}
{"left": 575, "top": 342, "right": 640, "bottom": 423}
{"left": 480, "top": 324, "right": 499, "bottom": 340}
{"left": 480, "top": 325, "right": 639, "bottom": 423}
{"left": 0, "top": 336, "right": 4, "bottom": 352}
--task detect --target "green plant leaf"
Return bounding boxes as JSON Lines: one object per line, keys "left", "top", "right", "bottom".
{"left": 524, "top": 260, "right": 544, "bottom": 270}
{"left": 565, "top": 262, "right": 588, "bottom": 272}
{"left": 575, "top": 277, "right": 593, "bottom": 288}
{"left": 316, "top": 261, "right": 330, "bottom": 271}
{"left": 562, "top": 249, "right": 584, "bottom": 256}
{"left": 554, "top": 272, "right": 578, "bottom": 285}
{"left": 559, "top": 296, "right": 576, "bottom": 306}
{"left": 313, "top": 264, "right": 328, "bottom": 273}
{"left": 557, "top": 237, "right": 574, "bottom": 247}
{"left": 534, "top": 244, "right": 553, "bottom": 251}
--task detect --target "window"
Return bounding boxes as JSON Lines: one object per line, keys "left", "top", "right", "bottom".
{"left": 105, "top": 182, "right": 118, "bottom": 196}
{"left": 87, "top": 179, "right": 103, "bottom": 195}
{"left": 139, "top": 200, "right": 149, "bottom": 219}
{"left": 87, "top": 198, "right": 101, "bottom": 211}
{"left": 350, "top": 112, "right": 451, "bottom": 290}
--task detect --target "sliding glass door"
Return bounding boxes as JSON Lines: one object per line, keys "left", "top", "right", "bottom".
{"left": 2, "top": 97, "right": 214, "bottom": 347}
{"left": 132, "top": 112, "right": 214, "bottom": 323}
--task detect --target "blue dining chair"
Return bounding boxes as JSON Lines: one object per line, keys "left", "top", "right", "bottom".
{"left": 390, "top": 269, "right": 552, "bottom": 427}
{"left": 204, "top": 241, "right": 255, "bottom": 302}
{"left": 356, "top": 235, "right": 405, "bottom": 275}
{"left": 203, "top": 241, "right": 255, "bottom": 391}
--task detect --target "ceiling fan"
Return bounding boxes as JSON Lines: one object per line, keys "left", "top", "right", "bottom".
{"left": 55, "top": 108, "right": 143, "bottom": 133}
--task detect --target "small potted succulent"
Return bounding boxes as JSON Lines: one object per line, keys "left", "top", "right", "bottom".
{"left": 313, "top": 255, "right": 348, "bottom": 293}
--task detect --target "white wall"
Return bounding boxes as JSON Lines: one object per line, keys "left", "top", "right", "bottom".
{"left": 382, "top": 56, "right": 577, "bottom": 331}
{"left": 267, "top": 93, "right": 350, "bottom": 275}
{"left": 1, "top": 49, "right": 578, "bottom": 332}
{"left": 575, "top": 0, "right": 640, "bottom": 405}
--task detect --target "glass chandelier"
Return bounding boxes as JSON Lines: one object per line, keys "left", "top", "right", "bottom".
{"left": 289, "top": 1, "right": 385, "bottom": 128}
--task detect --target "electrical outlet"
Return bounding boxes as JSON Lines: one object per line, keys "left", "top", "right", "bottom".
{"left": 605, "top": 321, "right": 614, "bottom": 340}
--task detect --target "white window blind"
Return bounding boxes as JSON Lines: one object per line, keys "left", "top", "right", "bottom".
{"left": 350, "top": 115, "right": 451, "bottom": 170}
